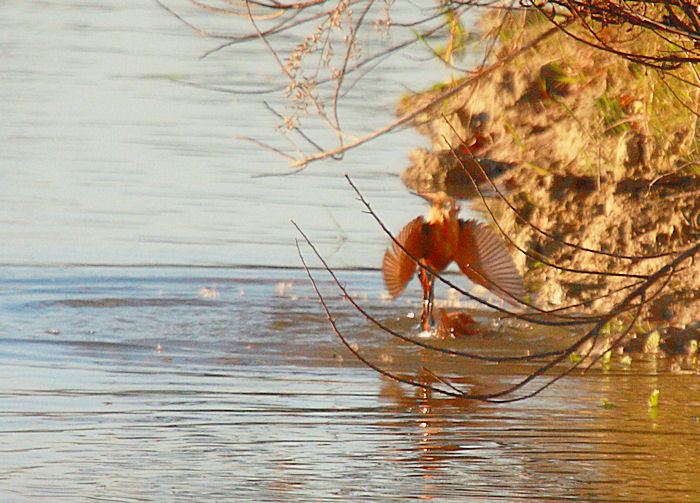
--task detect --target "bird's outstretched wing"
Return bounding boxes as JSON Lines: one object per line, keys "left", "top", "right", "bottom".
{"left": 455, "top": 220, "right": 526, "bottom": 305}
{"left": 382, "top": 217, "right": 427, "bottom": 298}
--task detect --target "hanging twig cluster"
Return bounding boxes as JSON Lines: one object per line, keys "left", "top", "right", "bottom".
{"left": 294, "top": 165, "right": 699, "bottom": 401}
{"left": 525, "top": 0, "right": 700, "bottom": 70}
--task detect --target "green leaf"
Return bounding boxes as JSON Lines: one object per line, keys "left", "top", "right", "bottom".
{"left": 648, "top": 389, "right": 659, "bottom": 408}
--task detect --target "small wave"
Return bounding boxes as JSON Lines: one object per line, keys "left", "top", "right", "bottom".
{"left": 40, "top": 297, "right": 226, "bottom": 308}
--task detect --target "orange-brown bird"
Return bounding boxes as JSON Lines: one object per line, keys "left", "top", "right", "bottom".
{"left": 382, "top": 192, "right": 526, "bottom": 332}
{"left": 435, "top": 308, "right": 483, "bottom": 338}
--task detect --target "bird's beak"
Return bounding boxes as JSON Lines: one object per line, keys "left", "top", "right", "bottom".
{"left": 414, "top": 191, "right": 437, "bottom": 203}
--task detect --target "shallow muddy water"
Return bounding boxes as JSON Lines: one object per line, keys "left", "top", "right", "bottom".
{"left": 2, "top": 1, "right": 699, "bottom": 501}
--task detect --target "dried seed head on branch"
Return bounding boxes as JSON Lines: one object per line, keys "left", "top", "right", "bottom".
{"left": 159, "top": 0, "right": 516, "bottom": 171}
{"left": 160, "top": 1, "right": 700, "bottom": 172}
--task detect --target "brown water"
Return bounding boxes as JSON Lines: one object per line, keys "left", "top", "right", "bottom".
{"left": 2, "top": 1, "right": 699, "bottom": 501}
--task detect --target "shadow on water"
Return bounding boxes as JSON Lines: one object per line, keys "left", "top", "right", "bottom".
{"left": 0, "top": 266, "right": 698, "bottom": 502}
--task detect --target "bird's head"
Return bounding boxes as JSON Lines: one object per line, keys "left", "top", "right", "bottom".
{"left": 415, "top": 191, "right": 459, "bottom": 222}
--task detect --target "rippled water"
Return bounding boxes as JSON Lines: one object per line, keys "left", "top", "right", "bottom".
{"left": 2, "top": 1, "right": 699, "bottom": 502}
{"left": 1, "top": 266, "right": 699, "bottom": 502}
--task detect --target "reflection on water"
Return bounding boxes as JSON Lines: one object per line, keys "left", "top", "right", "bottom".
{"left": 1, "top": 266, "right": 698, "bottom": 502}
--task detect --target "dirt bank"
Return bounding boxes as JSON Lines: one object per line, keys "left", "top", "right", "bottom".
{"left": 397, "top": 12, "right": 699, "bottom": 328}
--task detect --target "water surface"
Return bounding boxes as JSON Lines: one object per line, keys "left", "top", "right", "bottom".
{"left": 1, "top": 266, "right": 699, "bottom": 502}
